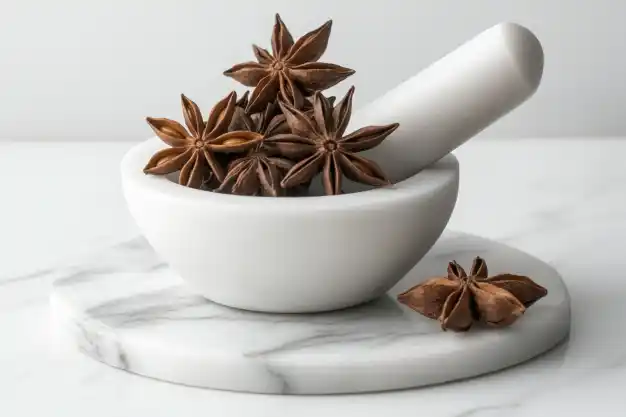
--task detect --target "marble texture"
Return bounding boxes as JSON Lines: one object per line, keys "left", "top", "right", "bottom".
{"left": 50, "top": 233, "right": 570, "bottom": 394}
{"left": 1, "top": 139, "right": 626, "bottom": 415}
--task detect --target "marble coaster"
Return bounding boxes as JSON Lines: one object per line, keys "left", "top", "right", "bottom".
{"left": 50, "top": 232, "right": 570, "bottom": 395}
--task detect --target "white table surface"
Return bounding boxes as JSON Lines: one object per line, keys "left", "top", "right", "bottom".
{"left": 1, "top": 138, "right": 624, "bottom": 416}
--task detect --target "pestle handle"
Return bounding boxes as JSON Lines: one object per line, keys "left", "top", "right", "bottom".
{"left": 351, "top": 23, "right": 544, "bottom": 183}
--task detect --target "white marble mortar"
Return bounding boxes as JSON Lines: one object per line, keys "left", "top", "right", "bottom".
{"left": 120, "top": 138, "right": 459, "bottom": 313}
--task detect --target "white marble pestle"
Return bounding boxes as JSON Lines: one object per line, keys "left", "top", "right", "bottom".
{"left": 351, "top": 23, "right": 544, "bottom": 183}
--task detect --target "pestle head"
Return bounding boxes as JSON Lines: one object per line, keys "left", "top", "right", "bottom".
{"left": 499, "top": 22, "right": 544, "bottom": 93}
{"left": 353, "top": 22, "right": 546, "bottom": 184}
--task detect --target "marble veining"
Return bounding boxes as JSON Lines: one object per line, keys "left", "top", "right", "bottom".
{"left": 50, "top": 232, "right": 570, "bottom": 394}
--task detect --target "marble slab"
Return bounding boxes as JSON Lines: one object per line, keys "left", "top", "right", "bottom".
{"left": 49, "top": 232, "right": 570, "bottom": 395}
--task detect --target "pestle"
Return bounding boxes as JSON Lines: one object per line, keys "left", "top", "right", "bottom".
{"left": 351, "top": 22, "right": 544, "bottom": 183}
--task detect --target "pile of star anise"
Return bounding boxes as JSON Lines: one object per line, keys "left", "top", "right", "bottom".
{"left": 144, "top": 14, "right": 399, "bottom": 196}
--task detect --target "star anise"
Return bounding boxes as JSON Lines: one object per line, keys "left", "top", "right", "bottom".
{"left": 144, "top": 92, "right": 262, "bottom": 188}
{"left": 223, "top": 14, "right": 354, "bottom": 113}
{"left": 267, "top": 87, "right": 398, "bottom": 195}
{"left": 229, "top": 100, "right": 287, "bottom": 135}
{"left": 397, "top": 257, "right": 548, "bottom": 332}
{"left": 251, "top": 95, "right": 337, "bottom": 137}
{"left": 218, "top": 102, "right": 295, "bottom": 196}
{"left": 218, "top": 150, "right": 294, "bottom": 196}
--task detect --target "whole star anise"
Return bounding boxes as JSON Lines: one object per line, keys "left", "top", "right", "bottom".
{"left": 397, "top": 257, "right": 548, "bottom": 332}
{"left": 267, "top": 87, "right": 398, "bottom": 195}
{"left": 218, "top": 150, "right": 294, "bottom": 196}
{"left": 144, "top": 92, "right": 262, "bottom": 188}
{"left": 223, "top": 14, "right": 354, "bottom": 113}
{"left": 218, "top": 102, "right": 295, "bottom": 196}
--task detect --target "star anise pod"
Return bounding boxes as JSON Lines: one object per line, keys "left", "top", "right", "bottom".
{"left": 223, "top": 14, "right": 354, "bottom": 113}
{"left": 254, "top": 95, "right": 337, "bottom": 136}
{"left": 229, "top": 100, "right": 287, "bottom": 135}
{"left": 218, "top": 150, "right": 294, "bottom": 196}
{"left": 267, "top": 87, "right": 398, "bottom": 195}
{"left": 218, "top": 102, "right": 295, "bottom": 196}
{"left": 144, "top": 92, "right": 262, "bottom": 188}
{"left": 397, "top": 257, "right": 548, "bottom": 332}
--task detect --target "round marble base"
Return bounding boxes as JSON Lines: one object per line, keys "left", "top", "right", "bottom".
{"left": 50, "top": 232, "right": 570, "bottom": 395}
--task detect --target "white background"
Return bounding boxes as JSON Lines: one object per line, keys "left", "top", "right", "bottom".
{"left": 1, "top": 0, "right": 624, "bottom": 141}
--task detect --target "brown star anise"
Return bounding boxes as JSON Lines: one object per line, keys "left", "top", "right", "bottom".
{"left": 397, "top": 257, "right": 548, "bottom": 332}
{"left": 229, "top": 100, "right": 287, "bottom": 135}
{"left": 267, "top": 87, "right": 399, "bottom": 195}
{"left": 144, "top": 92, "right": 262, "bottom": 188}
{"left": 223, "top": 14, "right": 354, "bottom": 113}
{"left": 218, "top": 150, "right": 294, "bottom": 196}
{"left": 251, "top": 95, "right": 337, "bottom": 136}
{"left": 218, "top": 102, "right": 295, "bottom": 196}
